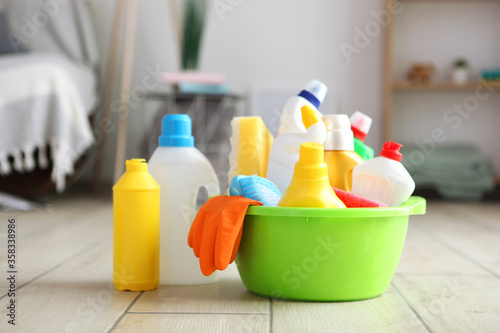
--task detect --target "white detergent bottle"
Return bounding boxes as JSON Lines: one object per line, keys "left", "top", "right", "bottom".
{"left": 267, "top": 105, "right": 327, "bottom": 193}
{"left": 149, "top": 114, "right": 220, "bottom": 285}
{"left": 278, "top": 79, "right": 328, "bottom": 135}
{"left": 351, "top": 141, "right": 415, "bottom": 207}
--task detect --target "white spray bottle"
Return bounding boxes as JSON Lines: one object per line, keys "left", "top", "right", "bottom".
{"left": 266, "top": 105, "right": 327, "bottom": 193}
{"left": 351, "top": 141, "right": 415, "bottom": 207}
{"left": 148, "top": 114, "right": 220, "bottom": 285}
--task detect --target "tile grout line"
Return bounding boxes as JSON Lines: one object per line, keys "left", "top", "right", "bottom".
{"left": 269, "top": 298, "right": 273, "bottom": 333}
{"left": 0, "top": 235, "right": 111, "bottom": 300}
{"left": 107, "top": 291, "right": 144, "bottom": 333}
{"left": 417, "top": 226, "right": 500, "bottom": 279}
{"left": 391, "top": 282, "right": 433, "bottom": 333}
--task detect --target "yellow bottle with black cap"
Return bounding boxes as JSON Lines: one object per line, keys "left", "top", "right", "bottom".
{"left": 277, "top": 143, "right": 346, "bottom": 208}
{"left": 113, "top": 159, "right": 160, "bottom": 291}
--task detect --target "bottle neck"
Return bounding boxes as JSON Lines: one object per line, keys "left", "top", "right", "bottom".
{"left": 298, "top": 90, "right": 320, "bottom": 109}
{"left": 324, "top": 132, "right": 354, "bottom": 151}
{"left": 351, "top": 126, "right": 367, "bottom": 141}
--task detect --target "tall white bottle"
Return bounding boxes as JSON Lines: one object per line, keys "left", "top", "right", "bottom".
{"left": 149, "top": 114, "right": 220, "bottom": 285}
{"left": 278, "top": 79, "right": 328, "bottom": 135}
{"left": 267, "top": 105, "right": 327, "bottom": 194}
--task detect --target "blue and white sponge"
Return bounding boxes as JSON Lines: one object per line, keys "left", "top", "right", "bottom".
{"left": 229, "top": 175, "right": 281, "bottom": 207}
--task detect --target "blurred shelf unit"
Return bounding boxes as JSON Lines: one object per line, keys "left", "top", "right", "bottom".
{"left": 393, "top": 81, "right": 500, "bottom": 91}
{"left": 382, "top": 0, "right": 500, "bottom": 141}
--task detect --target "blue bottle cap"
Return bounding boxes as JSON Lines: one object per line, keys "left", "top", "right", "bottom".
{"left": 158, "top": 114, "right": 194, "bottom": 147}
{"left": 297, "top": 79, "right": 328, "bottom": 109}
{"left": 298, "top": 90, "right": 321, "bottom": 109}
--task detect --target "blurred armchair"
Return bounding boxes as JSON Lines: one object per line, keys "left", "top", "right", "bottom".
{"left": 0, "top": 0, "right": 100, "bottom": 196}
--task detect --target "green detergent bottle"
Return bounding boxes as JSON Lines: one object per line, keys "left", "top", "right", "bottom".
{"left": 350, "top": 111, "right": 374, "bottom": 161}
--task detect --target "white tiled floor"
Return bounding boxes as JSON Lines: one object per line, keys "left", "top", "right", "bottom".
{"left": 0, "top": 195, "right": 499, "bottom": 332}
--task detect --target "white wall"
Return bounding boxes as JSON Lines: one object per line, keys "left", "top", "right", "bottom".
{"left": 88, "top": 0, "right": 387, "bottom": 183}
{"left": 392, "top": 1, "right": 500, "bottom": 174}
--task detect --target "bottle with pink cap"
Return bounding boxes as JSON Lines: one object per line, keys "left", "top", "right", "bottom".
{"left": 351, "top": 141, "right": 415, "bottom": 206}
{"left": 350, "top": 111, "right": 374, "bottom": 161}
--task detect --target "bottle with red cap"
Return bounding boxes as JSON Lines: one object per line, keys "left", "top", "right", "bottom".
{"left": 351, "top": 141, "right": 415, "bottom": 206}
{"left": 350, "top": 111, "right": 374, "bottom": 161}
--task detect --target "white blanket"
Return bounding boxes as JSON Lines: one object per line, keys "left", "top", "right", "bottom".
{"left": 0, "top": 53, "right": 95, "bottom": 191}
{"left": 0, "top": 0, "right": 99, "bottom": 192}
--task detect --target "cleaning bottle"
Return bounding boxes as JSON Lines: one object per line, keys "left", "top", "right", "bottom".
{"left": 148, "top": 114, "right": 220, "bottom": 285}
{"left": 323, "top": 114, "right": 363, "bottom": 192}
{"left": 266, "top": 105, "right": 327, "bottom": 194}
{"left": 278, "top": 142, "right": 346, "bottom": 208}
{"left": 113, "top": 159, "right": 160, "bottom": 291}
{"left": 278, "top": 79, "right": 328, "bottom": 135}
{"left": 350, "top": 111, "right": 374, "bottom": 161}
{"left": 351, "top": 141, "right": 415, "bottom": 207}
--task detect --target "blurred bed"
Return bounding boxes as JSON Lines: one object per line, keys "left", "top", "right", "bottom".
{"left": 0, "top": 0, "right": 99, "bottom": 195}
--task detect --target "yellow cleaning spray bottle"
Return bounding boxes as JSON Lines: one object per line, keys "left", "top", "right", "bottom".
{"left": 323, "top": 114, "right": 363, "bottom": 192}
{"left": 113, "top": 159, "right": 160, "bottom": 291}
{"left": 278, "top": 142, "right": 346, "bottom": 208}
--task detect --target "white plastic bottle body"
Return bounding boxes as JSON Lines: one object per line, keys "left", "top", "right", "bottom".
{"left": 266, "top": 122, "right": 326, "bottom": 193}
{"left": 351, "top": 157, "right": 415, "bottom": 207}
{"left": 266, "top": 159, "right": 294, "bottom": 197}
{"left": 148, "top": 147, "right": 220, "bottom": 285}
{"left": 278, "top": 97, "right": 322, "bottom": 135}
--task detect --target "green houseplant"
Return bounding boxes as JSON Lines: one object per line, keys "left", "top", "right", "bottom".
{"left": 452, "top": 58, "right": 469, "bottom": 84}
{"left": 181, "top": 0, "right": 207, "bottom": 70}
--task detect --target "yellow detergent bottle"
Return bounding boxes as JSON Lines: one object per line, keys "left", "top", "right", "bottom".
{"left": 277, "top": 142, "right": 346, "bottom": 208}
{"left": 113, "top": 159, "right": 160, "bottom": 291}
{"left": 323, "top": 114, "right": 363, "bottom": 192}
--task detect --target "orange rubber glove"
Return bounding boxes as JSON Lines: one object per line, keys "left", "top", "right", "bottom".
{"left": 187, "top": 195, "right": 262, "bottom": 276}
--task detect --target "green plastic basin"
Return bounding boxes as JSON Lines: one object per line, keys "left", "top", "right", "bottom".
{"left": 235, "top": 196, "right": 426, "bottom": 301}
